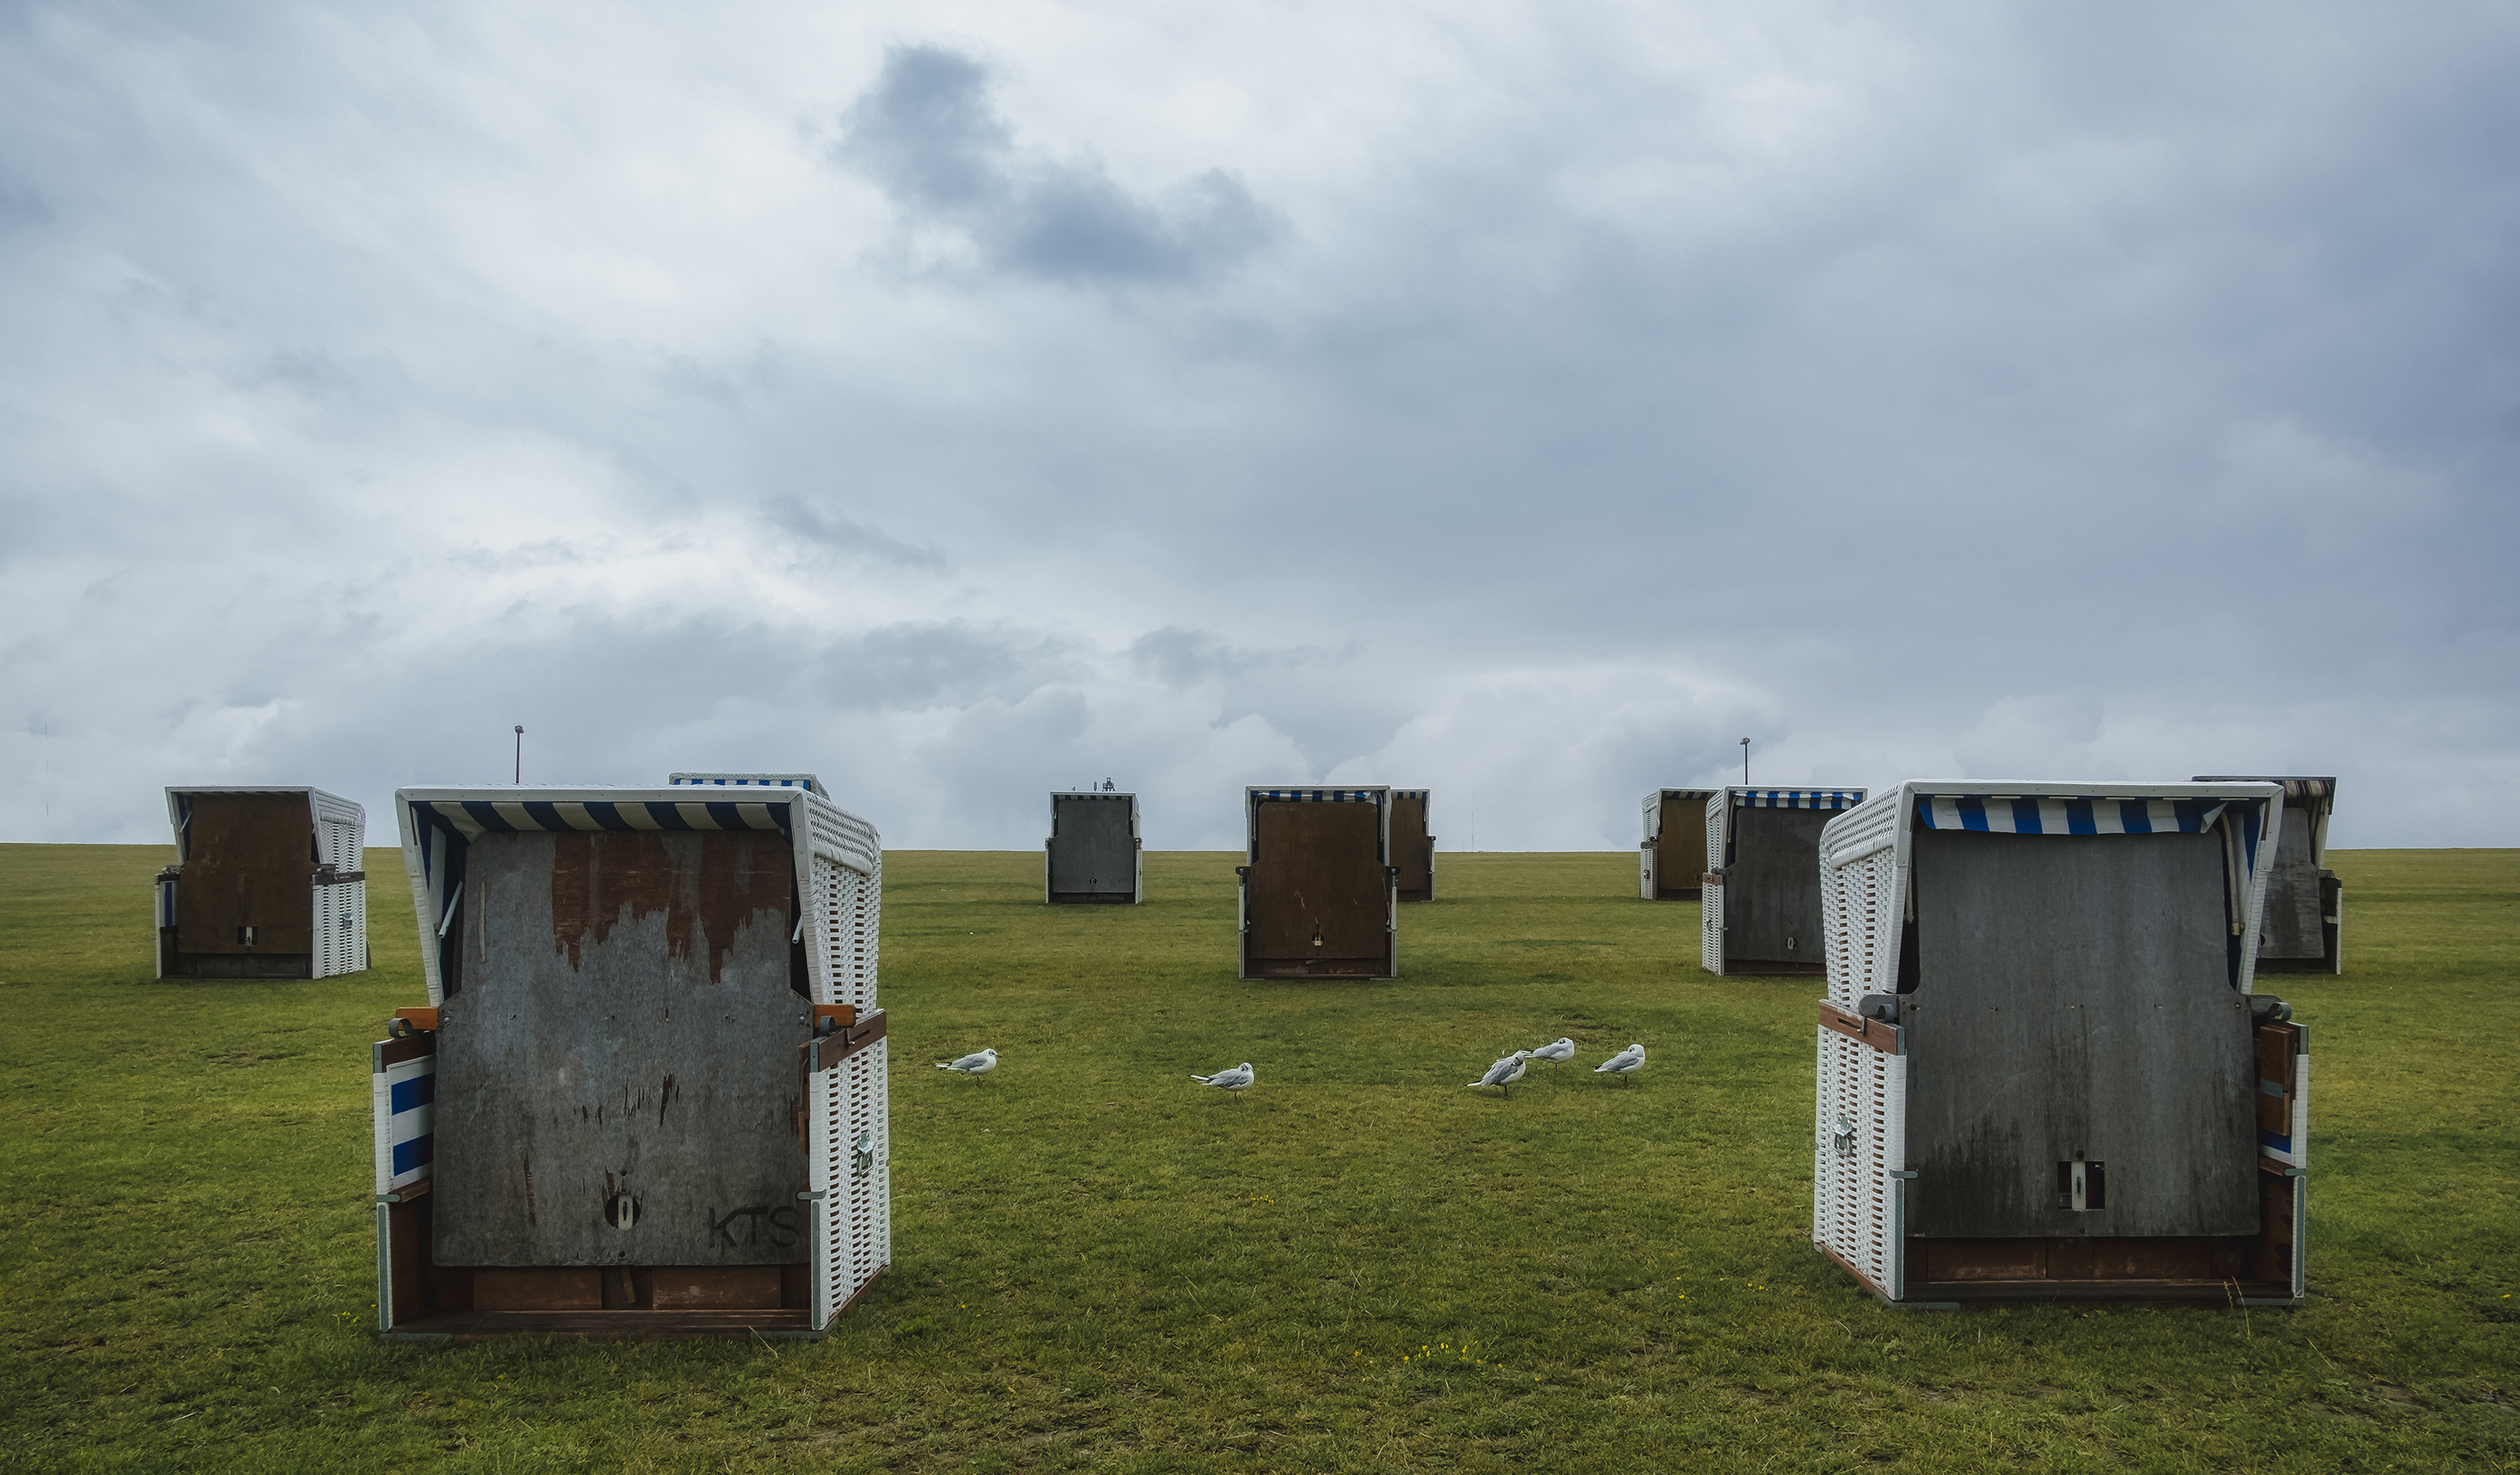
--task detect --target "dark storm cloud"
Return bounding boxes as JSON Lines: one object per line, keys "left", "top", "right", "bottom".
{"left": 836, "top": 44, "right": 1276, "bottom": 285}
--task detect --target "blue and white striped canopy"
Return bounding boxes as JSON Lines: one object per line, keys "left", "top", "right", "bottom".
{"left": 667, "top": 772, "right": 824, "bottom": 795}
{"left": 1251, "top": 789, "right": 1380, "bottom": 802}
{"left": 408, "top": 797, "right": 794, "bottom": 840}
{"left": 1736, "top": 789, "right": 1865, "bottom": 809}
{"left": 1916, "top": 795, "right": 2228, "bottom": 835}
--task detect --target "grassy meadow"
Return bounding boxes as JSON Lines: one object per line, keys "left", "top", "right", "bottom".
{"left": 0, "top": 841, "right": 2514, "bottom": 1471}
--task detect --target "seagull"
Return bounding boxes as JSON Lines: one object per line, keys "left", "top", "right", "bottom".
{"left": 936, "top": 1048, "right": 997, "bottom": 1077}
{"left": 1594, "top": 1043, "right": 1645, "bottom": 1085}
{"left": 1191, "top": 1062, "right": 1256, "bottom": 1099}
{"left": 1527, "top": 1037, "right": 1577, "bottom": 1064}
{"left": 1468, "top": 1051, "right": 1531, "bottom": 1096}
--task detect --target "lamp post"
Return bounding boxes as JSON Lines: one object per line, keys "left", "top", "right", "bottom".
{"left": 514, "top": 726, "right": 524, "bottom": 784}
{"left": 1740, "top": 737, "right": 1750, "bottom": 786}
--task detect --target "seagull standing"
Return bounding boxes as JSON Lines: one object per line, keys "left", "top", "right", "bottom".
{"left": 1468, "top": 1050, "right": 1531, "bottom": 1097}
{"left": 1191, "top": 1062, "right": 1256, "bottom": 1100}
{"left": 935, "top": 1047, "right": 997, "bottom": 1078}
{"left": 1527, "top": 1037, "right": 1577, "bottom": 1064}
{"left": 1594, "top": 1043, "right": 1645, "bottom": 1086}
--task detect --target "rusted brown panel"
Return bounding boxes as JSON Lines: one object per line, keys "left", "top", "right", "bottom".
{"left": 1390, "top": 794, "right": 1434, "bottom": 902}
{"left": 176, "top": 793, "right": 314, "bottom": 956}
{"left": 386, "top": 1196, "right": 432, "bottom": 1325}
{"left": 1911, "top": 1235, "right": 2256, "bottom": 1289}
{"left": 1246, "top": 802, "right": 1389, "bottom": 976}
{"left": 1655, "top": 796, "right": 1707, "bottom": 899}
{"left": 432, "top": 829, "right": 807, "bottom": 1267}
{"left": 378, "top": 1034, "right": 434, "bottom": 1067}
{"left": 2091, "top": 1237, "right": 2216, "bottom": 1280}
{"left": 395, "top": 1308, "right": 815, "bottom": 1341}
{"left": 472, "top": 1266, "right": 605, "bottom": 1310}
{"left": 2252, "top": 1171, "right": 2298, "bottom": 1282}
{"left": 1918, "top": 1238, "right": 2048, "bottom": 1281}
{"left": 651, "top": 1265, "right": 785, "bottom": 1310}
{"left": 2257, "top": 1021, "right": 2299, "bottom": 1135}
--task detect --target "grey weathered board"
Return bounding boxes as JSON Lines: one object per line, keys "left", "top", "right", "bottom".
{"left": 1723, "top": 807, "right": 1829, "bottom": 965}
{"left": 434, "top": 829, "right": 808, "bottom": 1266}
{"left": 1903, "top": 828, "right": 2256, "bottom": 1238}
{"left": 1048, "top": 796, "right": 1135, "bottom": 900}
{"left": 2256, "top": 810, "right": 2326, "bottom": 960}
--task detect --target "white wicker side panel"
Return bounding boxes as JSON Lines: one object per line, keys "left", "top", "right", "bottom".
{"left": 1818, "top": 798, "right": 1905, "bottom": 1011}
{"left": 806, "top": 802, "right": 882, "bottom": 1012}
{"left": 808, "top": 1038, "right": 892, "bottom": 1331}
{"left": 1700, "top": 799, "right": 1728, "bottom": 973}
{"left": 1814, "top": 1029, "right": 1905, "bottom": 1299}
{"left": 1820, "top": 846, "right": 1902, "bottom": 1011}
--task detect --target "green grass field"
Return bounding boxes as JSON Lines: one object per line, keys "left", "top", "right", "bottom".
{"left": 1, "top": 844, "right": 2514, "bottom": 1471}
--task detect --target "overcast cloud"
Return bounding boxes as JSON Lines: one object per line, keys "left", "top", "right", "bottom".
{"left": 3, "top": 1, "right": 2515, "bottom": 849}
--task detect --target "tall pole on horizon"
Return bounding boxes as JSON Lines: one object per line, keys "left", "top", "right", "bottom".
{"left": 1741, "top": 737, "right": 1750, "bottom": 786}
{"left": 514, "top": 725, "right": 524, "bottom": 784}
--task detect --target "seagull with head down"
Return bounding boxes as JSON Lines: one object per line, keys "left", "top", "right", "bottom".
{"left": 1468, "top": 1050, "right": 1531, "bottom": 1097}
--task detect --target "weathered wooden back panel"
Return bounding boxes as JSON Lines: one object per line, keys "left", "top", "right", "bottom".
{"left": 177, "top": 793, "right": 312, "bottom": 955}
{"left": 1723, "top": 807, "right": 1829, "bottom": 965}
{"left": 1904, "top": 828, "right": 2256, "bottom": 1238}
{"left": 1047, "top": 796, "right": 1135, "bottom": 901}
{"left": 2255, "top": 809, "right": 2326, "bottom": 960}
{"left": 1246, "top": 802, "right": 1387, "bottom": 976}
{"left": 1656, "top": 795, "right": 1707, "bottom": 897}
{"left": 1391, "top": 794, "right": 1434, "bottom": 902}
{"left": 434, "top": 829, "right": 807, "bottom": 1266}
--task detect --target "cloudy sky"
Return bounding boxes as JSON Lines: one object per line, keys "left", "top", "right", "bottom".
{"left": 4, "top": 1, "right": 2515, "bottom": 850}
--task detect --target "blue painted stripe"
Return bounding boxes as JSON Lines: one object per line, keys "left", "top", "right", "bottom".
{"left": 390, "top": 1074, "right": 436, "bottom": 1114}
{"left": 1956, "top": 796, "right": 1990, "bottom": 832}
{"left": 2063, "top": 798, "right": 2096, "bottom": 834}
{"left": 2009, "top": 798, "right": 2042, "bottom": 833}
{"left": 522, "top": 800, "right": 566, "bottom": 830}
{"left": 460, "top": 800, "right": 518, "bottom": 833}
{"left": 2117, "top": 799, "right": 2152, "bottom": 834}
{"left": 582, "top": 800, "right": 628, "bottom": 830}
{"left": 646, "top": 802, "right": 694, "bottom": 830}
{"left": 2260, "top": 1129, "right": 2291, "bottom": 1153}
{"left": 704, "top": 801, "right": 748, "bottom": 831}
{"left": 391, "top": 1136, "right": 434, "bottom": 1174}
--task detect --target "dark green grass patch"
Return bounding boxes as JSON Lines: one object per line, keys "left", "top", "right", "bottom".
{"left": 0, "top": 843, "right": 2513, "bottom": 1471}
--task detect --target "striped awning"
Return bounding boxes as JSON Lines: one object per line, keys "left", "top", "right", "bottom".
{"left": 408, "top": 797, "right": 794, "bottom": 839}
{"left": 1916, "top": 796, "right": 2228, "bottom": 835}
{"left": 1251, "top": 789, "right": 1380, "bottom": 802}
{"left": 1737, "top": 789, "right": 1865, "bottom": 809}
{"left": 667, "top": 772, "right": 824, "bottom": 795}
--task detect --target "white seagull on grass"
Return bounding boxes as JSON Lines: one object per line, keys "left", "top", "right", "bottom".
{"left": 1191, "top": 1062, "right": 1256, "bottom": 1099}
{"left": 1527, "top": 1037, "right": 1577, "bottom": 1063}
{"left": 1469, "top": 1051, "right": 1531, "bottom": 1096}
{"left": 1594, "top": 1043, "right": 1646, "bottom": 1085}
{"left": 936, "top": 1048, "right": 997, "bottom": 1077}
